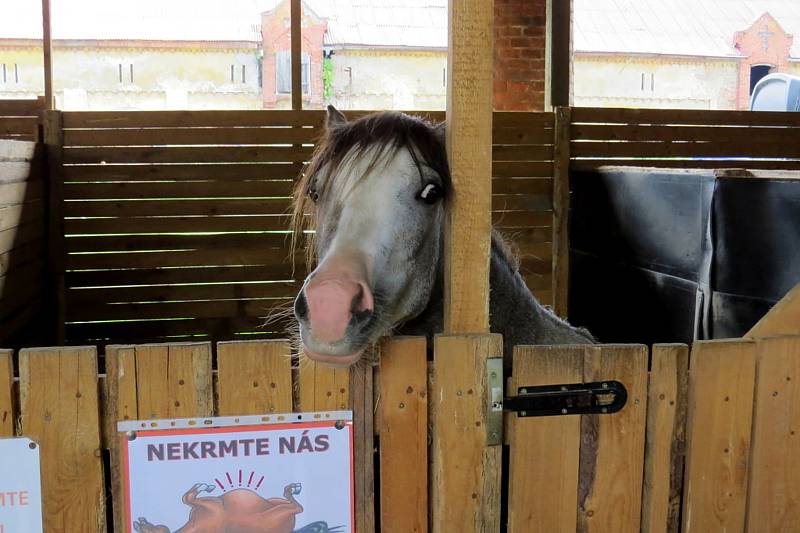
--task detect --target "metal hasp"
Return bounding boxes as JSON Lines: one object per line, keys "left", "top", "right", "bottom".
{"left": 504, "top": 380, "right": 628, "bottom": 417}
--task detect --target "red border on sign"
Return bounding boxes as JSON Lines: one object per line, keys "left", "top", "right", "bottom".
{"left": 121, "top": 420, "right": 355, "bottom": 533}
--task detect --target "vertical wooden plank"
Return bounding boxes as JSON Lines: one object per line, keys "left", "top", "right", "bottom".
{"left": 552, "top": 106, "right": 571, "bottom": 318}
{"left": 379, "top": 337, "right": 428, "bottom": 533}
{"left": 297, "top": 359, "right": 350, "bottom": 411}
{"left": 351, "top": 361, "right": 375, "bottom": 533}
{"left": 507, "top": 345, "right": 582, "bottom": 533}
{"left": 290, "top": 0, "right": 302, "bottom": 110}
{"left": 549, "top": 0, "right": 572, "bottom": 107}
{"left": 431, "top": 334, "right": 502, "bottom": 533}
{"left": 216, "top": 340, "right": 292, "bottom": 416}
{"left": 41, "top": 0, "right": 54, "bottom": 110}
{"left": 578, "top": 345, "right": 648, "bottom": 533}
{"left": 746, "top": 335, "right": 800, "bottom": 531}
{"left": 43, "top": 110, "right": 65, "bottom": 343}
{"left": 106, "top": 345, "right": 138, "bottom": 533}
{"left": 641, "top": 344, "right": 689, "bottom": 533}
{"left": 0, "top": 349, "right": 13, "bottom": 436}
{"left": 443, "top": 0, "right": 493, "bottom": 334}
{"left": 682, "top": 339, "right": 756, "bottom": 533}
{"left": 746, "top": 282, "right": 800, "bottom": 338}
{"left": 19, "top": 346, "right": 105, "bottom": 532}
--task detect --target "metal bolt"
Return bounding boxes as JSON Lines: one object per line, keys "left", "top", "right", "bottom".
{"left": 126, "top": 431, "right": 137, "bottom": 441}
{"left": 602, "top": 382, "right": 608, "bottom": 389}
{"left": 561, "top": 408, "right": 568, "bottom": 414}
{"left": 456, "top": 390, "right": 463, "bottom": 396}
{"left": 520, "top": 388, "right": 527, "bottom": 394}
{"left": 601, "top": 407, "right": 608, "bottom": 414}
{"left": 28, "top": 441, "right": 37, "bottom": 450}
{"left": 520, "top": 411, "right": 527, "bottom": 417}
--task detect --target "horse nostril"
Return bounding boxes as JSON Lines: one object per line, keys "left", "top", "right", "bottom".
{"left": 294, "top": 292, "right": 309, "bottom": 320}
{"left": 351, "top": 308, "right": 373, "bottom": 328}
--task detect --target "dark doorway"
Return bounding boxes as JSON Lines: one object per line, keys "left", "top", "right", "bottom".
{"left": 750, "top": 64, "right": 773, "bottom": 94}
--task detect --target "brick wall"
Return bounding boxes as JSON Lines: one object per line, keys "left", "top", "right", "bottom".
{"left": 493, "top": 0, "right": 548, "bottom": 111}
{"left": 733, "top": 12, "right": 793, "bottom": 110}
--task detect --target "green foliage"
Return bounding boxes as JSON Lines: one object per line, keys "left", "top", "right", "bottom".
{"left": 323, "top": 57, "right": 333, "bottom": 101}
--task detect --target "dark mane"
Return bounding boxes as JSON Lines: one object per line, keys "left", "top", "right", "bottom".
{"left": 291, "top": 111, "right": 451, "bottom": 264}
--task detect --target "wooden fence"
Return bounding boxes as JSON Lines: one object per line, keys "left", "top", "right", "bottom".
{"left": 0, "top": 98, "right": 43, "bottom": 142}
{"left": 1, "top": 335, "right": 798, "bottom": 532}
{"left": 54, "top": 109, "right": 555, "bottom": 346}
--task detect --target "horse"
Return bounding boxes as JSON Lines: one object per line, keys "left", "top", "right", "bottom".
{"left": 290, "top": 106, "right": 593, "bottom": 370}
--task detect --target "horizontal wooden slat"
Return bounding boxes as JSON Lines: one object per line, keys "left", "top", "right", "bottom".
{"left": 571, "top": 141, "right": 800, "bottom": 159}
{"left": 492, "top": 194, "right": 552, "bottom": 211}
{"left": 67, "top": 297, "right": 286, "bottom": 321}
{"left": 64, "top": 198, "right": 291, "bottom": 217}
{"left": 63, "top": 180, "right": 294, "bottom": 200}
{"left": 64, "top": 231, "right": 292, "bottom": 253}
{"left": 65, "top": 248, "right": 301, "bottom": 270}
{"left": 62, "top": 162, "right": 303, "bottom": 181}
{"left": 493, "top": 211, "right": 554, "bottom": 228}
{"left": 493, "top": 161, "right": 554, "bottom": 178}
{"left": 65, "top": 316, "right": 289, "bottom": 342}
{"left": 65, "top": 214, "right": 292, "bottom": 235}
{"left": 0, "top": 239, "right": 45, "bottom": 277}
{"left": 0, "top": 140, "right": 36, "bottom": 161}
{"left": 572, "top": 159, "right": 800, "bottom": 170}
{"left": 572, "top": 107, "right": 800, "bottom": 127}
{"left": 64, "top": 145, "right": 314, "bottom": 164}
{"left": 0, "top": 179, "right": 45, "bottom": 204}
{"left": 64, "top": 126, "right": 320, "bottom": 147}
{"left": 66, "top": 281, "right": 300, "bottom": 305}
{"left": 0, "top": 219, "right": 45, "bottom": 254}
{"left": 493, "top": 145, "right": 553, "bottom": 161}
{"left": 571, "top": 124, "right": 800, "bottom": 143}
{"left": 492, "top": 127, "right": 553, "bottom": 145}
{"left": 65, "top": 264, "right": 296, "bottom": 287}
{"left": 494, "top": 111, "right": 554, "bottom": 128}
{"left": 0, "top": 99, "right": 41, "bottom": 115}
{"left": 492, "top": 177, "right": 553, "bottom": 195}
{"left": 0, "top": 161, "right": 39, "bottom": 184}
{"left": 0, "top": 118, "right": 38, "bottom": 138}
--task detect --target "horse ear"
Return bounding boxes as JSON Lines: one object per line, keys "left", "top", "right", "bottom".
{"left": 434, "top": 121, "right": 446, "bottom": 145}
{"left": 326, "top": 105, "right": 347, "bottom": 129}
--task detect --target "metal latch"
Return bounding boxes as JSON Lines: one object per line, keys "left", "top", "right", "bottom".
{"left": 504, "top": 381, "right": 627, "bottom": 417}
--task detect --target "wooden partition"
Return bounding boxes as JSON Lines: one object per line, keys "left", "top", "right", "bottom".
{"left": 54, "top": 109, "right": 555, "bottom": 345}
{"left": 1, "top": 335, "right": 798, "bottom": 531}
{"left": 0, "top": 98, "right": 43, "bottom": 141}
{"left": 0, "top": 138, "right": 48, "bottom": 345}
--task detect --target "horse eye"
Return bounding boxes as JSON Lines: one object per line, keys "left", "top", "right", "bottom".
{"left": 307, "top": 187, "right": 319, "bottom": 202}
{"left": 418, "top": 183, "right": 443, "bottom": 205}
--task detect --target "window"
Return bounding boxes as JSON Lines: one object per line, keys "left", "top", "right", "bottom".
{"left": 14, "top": 64, "right": 18, "bottom": 83}
{"left": 641, "top": 73, "right": 655, "bottom": 92}
{"left": 750, "top": 64, "right": 772, "bottom": 94}
{"left": 276, "top": 51, "right": 310, "bottom": 94}
{"left": 118, "top": 63, "right": 134, "bottom": 84}
{"left": 230, "top": 65, "right": 247, "bottom": 84}
{"left": 2, "top": 64, "right": 6, "bottom": 83}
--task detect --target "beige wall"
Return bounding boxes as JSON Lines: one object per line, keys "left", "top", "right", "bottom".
{"left": 329, "top": 49, "right": 446, "bottom": 110}
{"left": 0, "top": 46, "right": 45, "bottom": 100}
{"left": 0, "top": 43, "right": 262, "bottom": 110}
{"left": 574, "top": 54, "right": 740, "bottom": 109}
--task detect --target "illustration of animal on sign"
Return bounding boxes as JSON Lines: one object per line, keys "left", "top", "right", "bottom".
{"left": 290, "top": 106, "right": 593, "bottom": 369}
{"left": 132, "top": 482, "right": 343, "bottom": 533}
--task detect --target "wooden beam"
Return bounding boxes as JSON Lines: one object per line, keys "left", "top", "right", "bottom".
{"left": 290, "top": 0, "right": 302, "bottom": 110}
{"left": 41, "top": 0, "right": 54, "bottom": 110}
{"left": 746, "top": 282, "right": 800, "bottom": 338}
{"left": 551, "top": 106, "right": 571, "bottom": 317}
{"left": 444, "top": 0, "right": 494, "bottom": 334}
{"left": 549, "top": 0, "right": 572, "bottom": 107}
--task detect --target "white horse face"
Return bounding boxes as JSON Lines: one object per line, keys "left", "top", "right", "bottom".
{"left": 293, "top": 110, "right": 448, "bottom": 367}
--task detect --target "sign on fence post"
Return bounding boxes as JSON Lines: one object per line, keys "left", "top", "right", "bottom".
{"left": 119, "top": 413, "right": 354, "bottom": 533}
{"left": 0, "top": 437, "right": 44, "bottom": 533}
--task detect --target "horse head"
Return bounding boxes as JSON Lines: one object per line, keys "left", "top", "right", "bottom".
{"left": 291, "top": 106, "right": 449, "bottom": 367}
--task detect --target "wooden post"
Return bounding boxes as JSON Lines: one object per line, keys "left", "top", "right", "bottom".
{"left": 549, "top": 0, "right": 572, "bottom": 107}
{"left": 290, "top": 0, "right": 302, "bottom": 111}
{"left": 552, "top": 106, "right": 571, "bottom": 317}
{"left": 443, "top": 0, "right": 493, "bottom": 334}
{"left": 746, "top": 282, "right": 800, "bottom": 338}
{"left": 0, "top": 350, "right": 13, "bottom": 437}
{"left": 41, "top": 0, "right": 54, "bottom": 110}
{"left": 44, "top": 110, "right": 66, "bottom": 342}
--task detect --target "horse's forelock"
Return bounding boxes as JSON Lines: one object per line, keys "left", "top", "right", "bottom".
{"left": 290, "top": 112, "right": 450, "bottom": 268}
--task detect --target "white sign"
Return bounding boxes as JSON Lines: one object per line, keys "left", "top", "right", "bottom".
{"left": 120, "top": 414, "right": 353, "bottom": 533}
{"left": 0, "top": 437, "right": 44, "bottom": 533}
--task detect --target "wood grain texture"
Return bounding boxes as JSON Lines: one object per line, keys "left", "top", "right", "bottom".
{"left": 746, "top": 282, "right": 800, "bottom": 338}
{"left": 578, "top": 345, "right": 648, "bottom": 533}
{"left": 641, "top": 344, "right": 689, "bottom": 533}
{"left": 0, "top": 349, "right": 13, "bottom": 436}
{"left": 19, "top": 346, "right": 105, "bottom": 532}
{"left": 297, "top": 358, "right": 350, "bottom": 411}
{"left": 431, "top": 334, "right": 502, "bottom": 533}
{"left": 508, "top": 345, "right": 582, "bottom": 533}
{"left": 443, "top": 0, "right": 493, "bottom": 334}
{"left": 746, "top": 335, "right": 800, "bottom": 531}
{"left": 552, "top": 107, "right": 571, "bottom": 317}
{"left": 44, "top": 110, "right": 65, "bottom": 343}
{"left": 379, "top": 337, "right": 428, "bottom": 533}
{"left": 351, "top": 361, "right": 376, "bottom": 533}
{"left": 682, "top": 339, "right": 757, "bottom": 533}
{"left": 216, "top": 340, "right": 292, "bottom": 416}
{"left": 290, "top": 0, "right": 302, "bottom": 110}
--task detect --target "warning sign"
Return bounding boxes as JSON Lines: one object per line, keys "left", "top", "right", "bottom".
{"left": 0, "top": 437, "right": 44, "bottom": 533}
{"left": 119, "top": 413, "right": 353, "bottom": 533}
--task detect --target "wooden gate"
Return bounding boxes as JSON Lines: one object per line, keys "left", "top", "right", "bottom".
{"left": 1, "top": 333, "right": 799, "bottom": 532}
